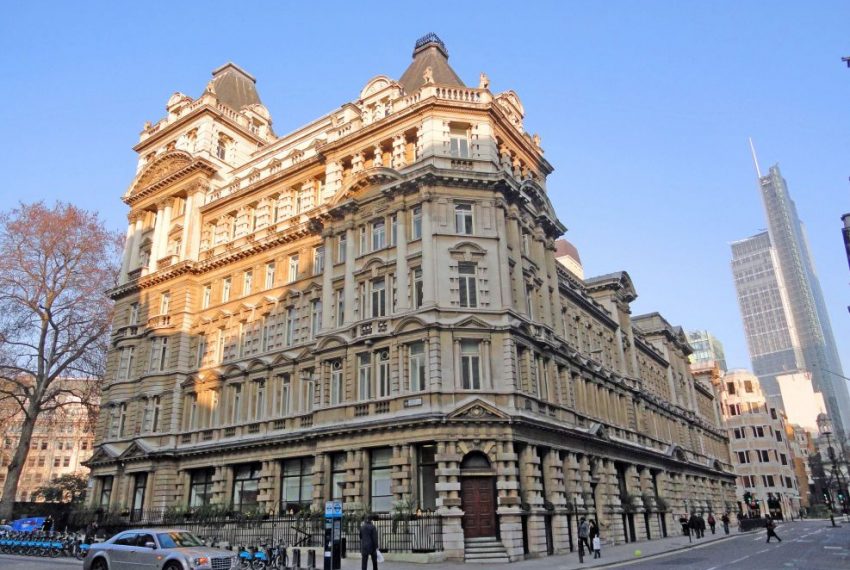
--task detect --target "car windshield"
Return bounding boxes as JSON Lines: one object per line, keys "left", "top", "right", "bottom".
{"left": 156, "top": 532, "right": 203, "bottom": 548}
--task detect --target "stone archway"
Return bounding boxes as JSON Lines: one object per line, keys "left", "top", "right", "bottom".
{"left": 460, "top": 451, "right": 497, "bottom": 538}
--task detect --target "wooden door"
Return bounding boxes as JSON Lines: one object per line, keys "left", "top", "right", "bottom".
{"left": 461, "top": 477, "right": 496, "bottom": 538}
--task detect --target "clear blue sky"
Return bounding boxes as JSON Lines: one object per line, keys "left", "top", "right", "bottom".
{"left": 1, "top": 1, "right": 849, "bottom": 376}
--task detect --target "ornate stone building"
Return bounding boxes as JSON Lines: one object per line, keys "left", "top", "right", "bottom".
{"left": 87, "top": 34, "right": 735, "bottom": 561}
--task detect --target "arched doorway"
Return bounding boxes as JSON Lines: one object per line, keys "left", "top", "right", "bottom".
{"left": 460, "top": 452, "right": 497, "bottom": 538}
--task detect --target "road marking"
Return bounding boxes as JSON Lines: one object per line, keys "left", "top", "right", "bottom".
{"left": 757, "top": 549, "right": 770, "bottom": 554}
{"left": 824, "top": 546, "right": 842, "bottom": 550}
{"left": 730, "top": 555, "right": 750, "bottom": 564}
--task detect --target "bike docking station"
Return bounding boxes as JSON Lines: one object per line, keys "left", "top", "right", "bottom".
{"left": 324, "top": 500, "right": 343, "bottom": 570}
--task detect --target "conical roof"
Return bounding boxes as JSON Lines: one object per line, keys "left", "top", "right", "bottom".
{"left": 209, "top": 62, "right": 262, "bottom": 111}
{"left": 398, "top": 33, "right": 465, "bottom": 94}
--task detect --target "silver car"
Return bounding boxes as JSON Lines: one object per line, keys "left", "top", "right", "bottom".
{"left": 82, "top": 528, "right": 238, "bottom": 570}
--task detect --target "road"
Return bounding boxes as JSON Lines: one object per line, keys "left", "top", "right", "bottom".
{"left": 0, "top": 521, "right": 846, "bottom": 569}
{"left": 609, "top": 520, "right": 849, "bottom": 570}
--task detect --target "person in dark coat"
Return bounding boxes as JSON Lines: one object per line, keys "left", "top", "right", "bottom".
{"left": 707, "top": 513, "right": 716, "bottom": 534}
{"left": 578, "top": 517, "right": 591, "bottom": 553}
{"left": 765, "top": 516, "right": 781, "bottom": 543}
{"left": 688, "top": 514, "right": 700, "bottom": 539}
{"left": 697, "top": 514, "right": 706, "bottom": 538}
{"left": 721, "top": 513, "right": 730, "bottom": 535}
{"left": 359, "top": 516, "right": 380, "bottom": 570}
{"left": 679, "top": 514, "right": 690, "bottom": 536}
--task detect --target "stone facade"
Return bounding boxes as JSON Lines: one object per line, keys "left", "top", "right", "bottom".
{"left": 87, "top": 35, "right": 735, "bottom": 561}
{"left": 716, "top": 370, "right": 801, "bottom": 519}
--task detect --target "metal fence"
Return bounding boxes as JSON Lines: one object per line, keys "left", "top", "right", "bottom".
{"left": 74, "top": 511, "right": 443, "bottom": 553}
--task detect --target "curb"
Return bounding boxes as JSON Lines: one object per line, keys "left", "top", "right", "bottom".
{"left": 0, "top": 553, "right": 82, "bottom": 565}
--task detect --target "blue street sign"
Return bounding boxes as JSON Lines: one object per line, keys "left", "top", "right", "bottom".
{"left": 325, "top": 500, "right": 343, "bottom": 519}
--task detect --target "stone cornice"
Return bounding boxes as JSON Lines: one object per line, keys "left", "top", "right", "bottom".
{"left": 124, "top": 159, "right": 217, "bottom": 207}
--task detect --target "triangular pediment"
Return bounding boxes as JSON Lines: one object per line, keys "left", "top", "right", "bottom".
{"left": 118, "top": 441, "right": 152, "bottom": 461}
{"left": 447, "top": 399, "right": 510, "bottom": 422}
{"left": 453, "top": 316, "right": 493, "bottom": 330}
{"left": 86, "top": 445, "right": 119, "bottom": 465}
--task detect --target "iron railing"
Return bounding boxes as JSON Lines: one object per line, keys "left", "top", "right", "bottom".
{"left": 72, "top": 510, "right": 443, "bottom": 553}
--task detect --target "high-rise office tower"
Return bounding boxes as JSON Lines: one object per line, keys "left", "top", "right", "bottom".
{"left": 687, "top": 330, "right": 728, "bottom": 372}
{"left": 731, "top": 163, "right": 850, "bottom": 434}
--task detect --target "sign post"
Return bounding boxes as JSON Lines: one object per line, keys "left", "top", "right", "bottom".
{"left": 324, "top": 501, "right": 343, "bottom": 570}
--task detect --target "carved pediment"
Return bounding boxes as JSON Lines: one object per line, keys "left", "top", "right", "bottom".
{"left": 454, "top": 315, "right": 494, "bottom": 330}
{"left": 86, "top": 446, "right": 119, "bottom": 465}
{"left": 129, "top": 151, "right": 195, "bottom": 195}
{"left": 118, "top": 441, "right": 151, "bottom": 461}
{"left": 448, "top": 399, "right": 510, "bottom": 422}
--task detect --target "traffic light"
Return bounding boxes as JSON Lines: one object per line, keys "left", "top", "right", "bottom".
{"left": 823, "top": 489, "right": 832, "bottom": 506}
{"left": 838, "top": 491, "right": 846, "bottom": 504}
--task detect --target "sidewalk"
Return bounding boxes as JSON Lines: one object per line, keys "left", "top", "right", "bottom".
{"left": 340, "top": 526, "right": 747, "bottom": 569}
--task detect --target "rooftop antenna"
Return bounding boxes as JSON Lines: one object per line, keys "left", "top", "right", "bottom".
{"left": 748, "top": 137, "right": 762, "bottom": 178}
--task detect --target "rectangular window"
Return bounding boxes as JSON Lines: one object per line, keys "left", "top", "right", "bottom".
{"left": 230, "top": 384, "right": 242, "bottom": 424}
{"left": 331, "top": 453, "right": 346, "bottom": 502}
{"left": 301, "top": 371, "right": 315, "bottom": 412}
{"left": 232, "top": 464, "right": 261, "bottom": 511}
{"left": 726, "top": 382, "right": 736, "bottom": 395}
{"left": 285, "top": 307, "right": 295, "bottom": 346}
{"left": 411, "top": 206, "right": 422, "bottom": 240}
{"left": 376, "top": 350, "right": 390, "bottom": 398}
{"left": 389, "top": 214, "right": 398, "bottom": 246}
{"left": 265, "top": 262, "right": 276, "bottom": 289}
{"left": 460, "top": 340, "right": 481, "bottom": 390}
{"left": 186, "top": 393, "right": 197, "bottom": 429}
{"left": 222, "top": 277, "right": 232, "bottom": 302}
{"left": 449, "top": 125, "right": 470, "bottom": 158}
{"left": 149, "top": 337, "right": 168, "bottom": 372}
{"left": 330, "top": 360, "right": 344, "bottom": 405}
{"left": 160, "top": 291, "right": 170, "bottom": 315}
{"left": 455, "top": 203, "right": 474, "bottom": 234}
{"left": 117, "top": 346, "right": 135, "bottom": 381}
{"left": 370, "top": 448, "right": 393, "bottom": 512}
{"left": 63, "top": 457, "right": 71, "bottom": 467}
{"left": 243, "top": 270, "right": 253, "bottom": 296}
{"left": 458, "top": 262, "right": 478, "bottom": 308}
{"left": 278, "top": 375, "right": 291, "bottom": 416}
{"left": 372, "top": 219, "right": 386, "bottom": 251}
{"left": 99, "top": 476, "right": 113, "bottom": 508}
{"left": 196, "top": 334, "right": 206, "bottom": 367}
{"left": 411, "top": 267, "right": 424, "bottom": 309}
{"left": 253, "top": 381, "right": 266, "bottom": 420}
{"left": 281, "top": 457, "right": 314, "bottom": 513}
{"left": 418, "top": 444, "right": 437, "bottom": 510}
{"left": 408, "top": 342, "right": 426, "bottom": 392}
{"left": 359, "top": 226, "right": 368, "bottom": 255}
{"left": 129, "top": 302, "right": 139, "bottom": 325}
{"left": 358, "top": 353, "right": 372, "bottom": 401}
{"left": 775, "top": 431, "right": 783, "bottom": 442}
{"left": 189, "top": 468, "right": 214, "bottom": 508}
{"left": 310, "top": 299, "right": 322, "bottom": 338}
{"left": 371, "top": 278, "right": 386, "bottom": 318}
{"left": 313, "top": 246, "right": 325, "bottom": 275}
{"left": 736, "top": 450, "right": 749, "bottom": 464}
{"left": 118, "top": 403, "right": 127, "bottom": 437}
{"left": 202, "top": 284, "right": 212, "bottom": 309}
{"left": 744, "top": 380, "right": 754, "bottom": 393}
{"left": 288, "top": 255, "right": 299, "bottom": 283}
{"left": 780, "top": 453, "right": 787, "bottom": 466}
{"left": 337, "top": 234, "right": 347, "bottom": 263}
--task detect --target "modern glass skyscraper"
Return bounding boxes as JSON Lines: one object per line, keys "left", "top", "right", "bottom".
{"left": 687, "top": 329, "right": 728, "bottom": 372}
{"left": 731, "top": 164, "right": 850, "bottom": 434}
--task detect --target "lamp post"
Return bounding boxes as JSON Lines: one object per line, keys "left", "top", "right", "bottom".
{"left": 817, "top": 414, "right": 849, "bottom": 526}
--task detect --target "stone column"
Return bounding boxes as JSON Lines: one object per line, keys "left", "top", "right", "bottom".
{"left": 343, "top": 449, "right": 365, "bottom": 510}
{"left": 600, "top": 460, "right": 626, "bottom": 545}
{"left": 391, "top": 444, "right": 412, "bottom": 505}
{"left": 127, "top": 215, "right": 144, "bottom": 272}
{"left": 495, "top": 441, "right": 523, "bottom": 561}
{"left": 494, "top": 205, "right": 513, "bottom": 308}
{"left": 530, "top": 229, "right": 551, "bottom": 327}
{"left": 324, "top": 161, "right": 342, "bottom": 201}
{"left": 435, "top": 441, "right": 464, "bottom": 561}
{"left": 394, "top": 208, "right": 409, "bottom": 311}
{"left": 119, "top": 217, "right": 137, "bottom": 284}
{"left": 148, "top": 209, "right": 163, "bottom": 274}
{"left": 505, "top": 209, "right": 525, "bottom": 315}
{"left": 543, "top": 238, "right": 564, "bottom": 326}
{"left": 627, "top": 464, "right": 648, "bottom": 541}
{"left": 155, "top": 198, "right": 173, "bottom": 268}
{"left": 257, "top": 460, "right": 278, "bottom": 514}
{"left": 311, "top": 453, "right": 328, "bottom": 509}
{"left": 518, "top": 445, "right": 546, "bottom": 555}
{"left": 542, "top": 450, "right": 570, "bottom": 554}
{"left": 391, "top": 135, "right": 406, "bottom": 169}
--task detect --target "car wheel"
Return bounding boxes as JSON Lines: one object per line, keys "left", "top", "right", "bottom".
{"left": 91, "top": 558, "right": 109, "bottom": 570}
{"left": 163, "top": 562, "right": 183, "bottom": 570}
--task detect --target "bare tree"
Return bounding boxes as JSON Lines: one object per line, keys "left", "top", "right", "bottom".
{"left": 0, "top": 202, "right": 122, "bottom": 518}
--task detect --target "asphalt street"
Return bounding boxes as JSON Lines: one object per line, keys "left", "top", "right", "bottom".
{"left": 608, "top": 520, "right": 849, "bottom": 570}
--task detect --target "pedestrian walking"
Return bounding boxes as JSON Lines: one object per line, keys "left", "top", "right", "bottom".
{"left": 697, "top": 514, "right": 706, "bottom": 538}
{"left": 721, "top": 513, "right": 730, "bottom": 535}
{"left": 359, "top": 516, "right": 380, "bottom": 570}
{"left": 578, "top": 517, "right": 591, "bottom": 554}
{"left": 707, "top": 513, "right": 716, "bottom": 534}
{"left": 688, "top": 513, "right": 700, "bottom": 539}
{"left": 765, "top": 517, "right": 781, "bottom": 543}
{"left": 679, "top": 514, "right": 690, "bottom": 537}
